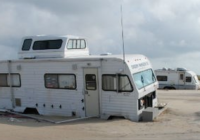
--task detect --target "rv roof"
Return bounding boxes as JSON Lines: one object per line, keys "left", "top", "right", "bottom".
{"left": 156, "top": 67, "right": 188, "bottom": 72}
{"left": 23, "top": 35, "right": 83, "bottom": 40}
{"left": 3, "top": 54, "right": 147, "bottom": 63}
{"left": 64, "top": 54, "right": 145, "bottom": 60}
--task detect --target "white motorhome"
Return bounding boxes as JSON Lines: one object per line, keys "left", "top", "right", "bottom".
{"left": 155, "top": 68, "right": 200, "bottom": 90}
{"left": 0, "top": 35, "right": 160, "bottom": 121}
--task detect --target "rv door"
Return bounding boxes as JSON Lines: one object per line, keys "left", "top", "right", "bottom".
{"left": 178, "top": 72, "right": 185, "bottom": 89}
{"left": 83, "top": 68, "right": 100, "bottom": 117}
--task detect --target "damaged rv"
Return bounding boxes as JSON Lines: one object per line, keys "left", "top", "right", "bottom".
{"left": 0, "top": 35, "right": 162, "bottom": 121}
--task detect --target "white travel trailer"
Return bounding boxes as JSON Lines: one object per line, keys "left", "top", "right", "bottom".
{"left": 0, "top": 35, "right": 160, "bottom": 121}
{"left": 155, "top": 68, "right": 200, "bottom": 90}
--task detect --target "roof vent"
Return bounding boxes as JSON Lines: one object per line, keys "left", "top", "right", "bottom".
{"left": 176, "top": 67, "right": 187, "bottom": 71}
{"left": 100, "top": 52, "right": 112, "bottom": 56}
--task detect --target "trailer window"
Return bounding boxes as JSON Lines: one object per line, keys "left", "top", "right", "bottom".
{"left": 180, "top": 74, "right": 184, "bottom": 80}
{"left": 33, "top": 40, "right": 62, "bottom": 50}
{"left": 59, "top": 75, "right": 76, "bottom": 89}
{"left": 133, "top": 69, "right": 156, "bottom": 90}
{"left": 0, "top": 74, "right": 21, "bottom": 87}
{"left": 102, "top": 74, "right": 133, "bottom": 92}
{"left": 22, "top": 39, "right": 32, "bottom": 51}
{"left": 0, "top": 74, "right": 7, "bottom": 86}
{"left": 67, "top": 39, "right": 86, "bottom": 49}
{"left": 186, "top": 77, "right": 191, "bottom": 82}
{"left": 85, "top": 74, "right": 96, "bottom": 90}
{"left": 81, "top": 40, "right": 86, "bottom": 48}
{"left": 44, "top": 74, "right": 58, "bottom": 88}
{"left": 157, "top": 76, "right": 167, "bottom": 81}
{"left": 118, "top": 75, "right": 133, "bottom": 92}
{"left": 7, "top": 74, "right": 21, "bottom": 87}
{"left": 45, "top": 74, "right": 76, "bottom": 89}
{"left": 102, "top": 75, "right": 117, "bottom": 91}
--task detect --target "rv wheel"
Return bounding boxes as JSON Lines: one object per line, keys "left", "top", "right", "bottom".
{"left": 163, "top": 87, "right": 168, "bottom": 90}
{"left": 171, "top": 87, "right": 176, "bottom": 90}
{"left": 163, "top": 87, "right": 176, "bottom": 90}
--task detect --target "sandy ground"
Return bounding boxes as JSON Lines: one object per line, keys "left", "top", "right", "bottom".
{"left": 0, "top": 90, "right": 200, "bottom": 140}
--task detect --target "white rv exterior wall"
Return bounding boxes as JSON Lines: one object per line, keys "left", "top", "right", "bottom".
{"left": 0, "top": 55, "right": 158, "bottom": 121}
{"left": 0, "top": 59, "right": 99, "bottom": 117}
{"left": 100, "top": 59, "right": 138, "bottom": 121}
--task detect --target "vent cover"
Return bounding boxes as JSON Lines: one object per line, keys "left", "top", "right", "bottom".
{"left": 15, "top": 98, "right": 21, "bottom": 107}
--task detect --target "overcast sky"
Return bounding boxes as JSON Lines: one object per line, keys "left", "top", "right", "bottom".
{"left": 1, "top": 0, "right": 200, "bottom": 73}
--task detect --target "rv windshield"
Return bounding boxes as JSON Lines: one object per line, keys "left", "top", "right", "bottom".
{"left": 133, "top": 69, "right": 156, "bottom": 90}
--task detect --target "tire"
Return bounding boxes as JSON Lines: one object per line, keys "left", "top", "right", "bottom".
{"left": 163, "top": 86, "right": 176, "bottom": 90}
{"left": 163, "top": 87, "right": 169, "bottom": 89}
{"left": 171, "top": 87, "right": 176, "bottom": 90}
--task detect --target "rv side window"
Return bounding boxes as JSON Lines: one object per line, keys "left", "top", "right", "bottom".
{"left": 0, "top": 74, "right": 21, "bottom": 87}
{"left": 33, "top": 39, "right": 63, "bottom": 50}
{"left": 118, "top": 75, "right": 133, "bottom": 92}
{"left": 67, "top": 40, "right": 73, "bottom": 49}
{"left": 186, "top": 77, "right": 191, "bottom": 82}
{"left": 102, "top": 74, "right": 133, "bottom": 92}
{"left": 157, "top": 76, "right": 167, "bottom": 81}
{"left": 67, "top": 39, "right": 86, "bottom": 49}
{"left": 180, "top": 74, "right": 184, "bottom": 80}
{"left": 45, "top": 74, "right": 58, "bottom": 88}
{"left": 73, "top": 40, "right": 76, "bottom": 48}
{"left": 77, "top": 40, "right": 81, "bottom": 49}
{"left": 22, "top": 39, "right": 32, "bottom": 51}
{"left": 80, "top": 40, "right": 86, "bottom": 48}
{"left": 7, "top": 74, "right": 21, "bottom": 87}
{"left": 102, "top": 75, "right": 117, "bottom": 91}
{"left": 0, "top": 74, "right": 8, "bottom": 86}
{"left": 45, "top": 74, "right": 76, "bottom": 89}
{"left": 59, "top": 75, "right": 76, "bottom": 89}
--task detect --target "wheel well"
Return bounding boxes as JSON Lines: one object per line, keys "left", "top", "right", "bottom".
{"left": 23, "top": 108, "right": 39, "bottom": 115}
{"left": 163, "top": 86, "right": 176, "bottom": 90}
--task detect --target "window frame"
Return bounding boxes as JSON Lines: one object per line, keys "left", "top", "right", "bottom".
{"left": 44, "top": 73, "right": 77, "bottom": 90}
{"left": 85, "top": 74, "right": 97, "bottom": 90}
{"left": 0, "top": 73, "right": 21, "bottom": 87}
{"left": 0, "top": 74, "right": 8, "bottom": 87}
{"left": 33, "top": 39, "right": 63, "bottom": 50}
{"left": 185, "top": 76, "right": 192, "bottom": 83}
{"left": 102, "top": 74, "right": 117, "bottom": 92}
{"left": 67, "top": 39, "right": 86, "bottom": 49}
{"left": 157, "top": 75, "right": 168, "bottom": 81}
{"left": 132, "top": 69, "right": 156, "bottom": 90}
{"left": 22, "top": 39, "right": 32, "bottom": 51}
{"left": 118, "top": 74, "right": 134, "bottom": 92}
{"left": 102, "top": 74, "right": 133, "bottom": 92}
{"left": 180, "top": 74, "right": 184, "bottom": 80}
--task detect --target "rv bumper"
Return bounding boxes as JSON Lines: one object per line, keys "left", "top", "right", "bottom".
{"left": 141, "top": 103, "right": 167, "bottom": 121}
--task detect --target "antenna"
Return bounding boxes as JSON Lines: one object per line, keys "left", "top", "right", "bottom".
{"left": 120, "top": 4, "right": 125, "bottom": 63}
